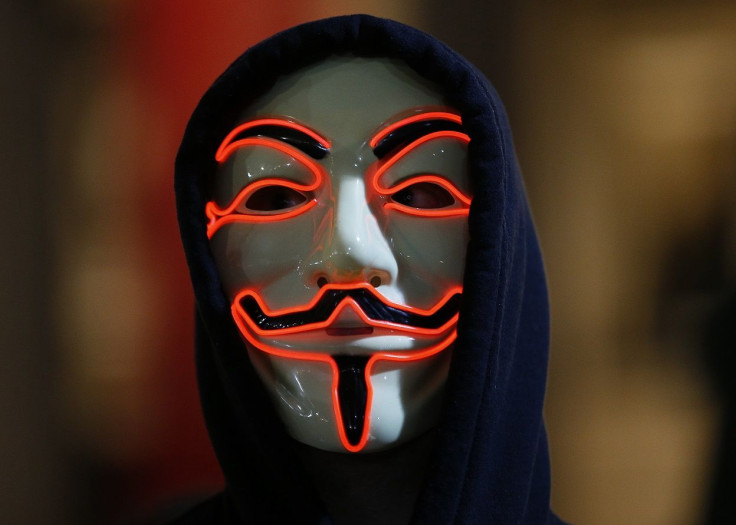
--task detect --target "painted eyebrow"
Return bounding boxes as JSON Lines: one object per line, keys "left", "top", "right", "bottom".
{"left": 370, "top": 112, "right": 465, "bottom": 159}
{"left": 216, "top": 118, "right": 332, "bottom": 162}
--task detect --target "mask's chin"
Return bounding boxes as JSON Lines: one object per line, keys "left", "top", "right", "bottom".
{"left": 246, "top": 344, "right": 452, "bottom": 453}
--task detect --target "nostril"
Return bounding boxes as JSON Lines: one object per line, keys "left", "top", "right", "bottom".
{"left": 317, "top": 276, "right": 329, "bottom": 288}
{"left": 370, "top": 275, "right": 382, "bottom": 288}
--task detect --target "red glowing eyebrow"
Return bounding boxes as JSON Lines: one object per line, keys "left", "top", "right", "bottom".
{"left": 216, "top": 118, "right": 332, "bottom": 163}
{"left": 369, "top": 111, "right": 464, "bottom": 150}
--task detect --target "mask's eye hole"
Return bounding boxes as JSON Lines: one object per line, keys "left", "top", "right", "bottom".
{"left": 245, "top": 185, "right": 308, "bottom": 211}
{"left": 391, "top": 181, "right": 455, "bottom": 209}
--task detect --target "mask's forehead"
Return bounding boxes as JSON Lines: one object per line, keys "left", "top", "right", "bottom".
{"left": 239, "top": 56, "right": 447, "bottom": 146}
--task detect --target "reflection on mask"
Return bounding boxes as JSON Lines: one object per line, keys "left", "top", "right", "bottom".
{"left": 208, "top": 57, "right": 470, "bottom": 453}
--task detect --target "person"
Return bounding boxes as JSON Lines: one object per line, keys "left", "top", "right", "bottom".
{"left": 174, "top": 14, "right": 564, "bottom": 524}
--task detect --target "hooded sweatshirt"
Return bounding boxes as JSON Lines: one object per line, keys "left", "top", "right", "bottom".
{"left": 174, "top": 14, "right": 563, "bottom": 525}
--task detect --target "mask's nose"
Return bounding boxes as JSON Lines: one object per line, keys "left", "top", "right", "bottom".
{"left": 311, "top": 176, "right": 397, "bottom": 288}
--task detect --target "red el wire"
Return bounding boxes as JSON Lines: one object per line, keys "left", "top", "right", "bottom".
{"left": 370, "top": 130, "right": 471, "bottom": 217}
{"left": 211, "top": 116, "right": 470, "bottom": 451}
{"left": 231, "top": 283, "right": 462, "bottom": 452}
{"left": 206, "top": 137, "right": 325, "bottom": 238}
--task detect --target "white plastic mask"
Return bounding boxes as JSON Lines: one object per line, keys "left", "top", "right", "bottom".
{"left": 208, "top": 57, "right": 470, "bottom": 453}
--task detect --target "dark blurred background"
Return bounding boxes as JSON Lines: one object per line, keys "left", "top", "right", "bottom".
{"left": 2, "top": 1, "right": 734, "bottom": 523}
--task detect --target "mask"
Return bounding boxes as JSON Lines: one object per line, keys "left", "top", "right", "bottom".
{"left": 208, "top": 56, "right": 470, "bottom": 453}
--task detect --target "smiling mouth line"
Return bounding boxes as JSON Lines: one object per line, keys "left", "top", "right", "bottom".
{"left": 239, "top": 288, "right": 461, "bottom": 332}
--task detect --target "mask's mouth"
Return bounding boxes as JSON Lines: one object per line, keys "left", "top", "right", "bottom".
{"left": 231, "top": 283, "right": 461, "bottom": 452}
{"left": 234, "top": 283, "right": 461, "bottom": 336}
{"left": 323, "top": 297, "right": 374, "bottom": 336}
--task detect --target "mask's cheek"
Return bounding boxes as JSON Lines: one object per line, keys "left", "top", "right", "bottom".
{"left": 369, "top": 347, "right": 451, "bottom": 444}
{"left": 209, "top": 210, "right": 323, "bottom": 308}
{"left": 384, "top": 215, "right": 469, "bottom": 308}
{"left": 246, "top": 347, "right": 340, "bottom": 448}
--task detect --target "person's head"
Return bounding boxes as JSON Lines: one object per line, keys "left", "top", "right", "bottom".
{"left": 207, "top": 56, "right": 470, "bottom": 452}
{"left": 177, "top": 17, "right": 559, "bottom": 523}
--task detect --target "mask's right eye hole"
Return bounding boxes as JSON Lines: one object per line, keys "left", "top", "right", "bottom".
{"left": 244, "top": 185, "right": 308, "bottom": 212}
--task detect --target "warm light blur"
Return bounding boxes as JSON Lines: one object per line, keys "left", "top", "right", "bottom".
{"left": 512, "top": 5, "right": 736, "bottom": 524}
{"left": 3, "top": 1, "right": 734, "bottom": 524}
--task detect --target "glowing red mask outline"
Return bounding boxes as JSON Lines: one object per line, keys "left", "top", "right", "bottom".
{"left": 207, "top": 113, "right": 471, "bottom": 239}
{"left": 233, "top": 283, "right": 461, "bottom": 337}
{"left": 215, "top": 118, "right": 332, "bottom": 163}
{"left": 209, "top": 113, "right": 470, "bottom": 452}
{"left": 206, "top": 136, "right": 325, "bottom": 239}
{"left": 230, "top": 283, "right": 461, "bottom": 453}
{"left": 369, "top": 111, "right": 464, "bottom": 149}
{"left": 370, "top": 126, "right": 472, "bottom": 218}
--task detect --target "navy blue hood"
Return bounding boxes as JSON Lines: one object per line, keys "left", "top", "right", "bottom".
{"left": 175, "top": 14, "right": 562, "bottom": 524}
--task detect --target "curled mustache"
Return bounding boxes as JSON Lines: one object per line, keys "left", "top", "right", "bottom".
{"left": 236, "top": 284, "right": 462, "bottom": 333}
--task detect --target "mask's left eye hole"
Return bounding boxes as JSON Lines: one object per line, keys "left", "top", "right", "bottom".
{"left": 245, "top": 185, "right": 308, "bottom": 212}
{"left": 391, "top": 181, "right": 455, "bottom": 209}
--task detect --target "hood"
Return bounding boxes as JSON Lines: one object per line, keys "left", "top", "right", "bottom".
{"left": 175, "top": 14, "right": 561, "bottom": 524}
